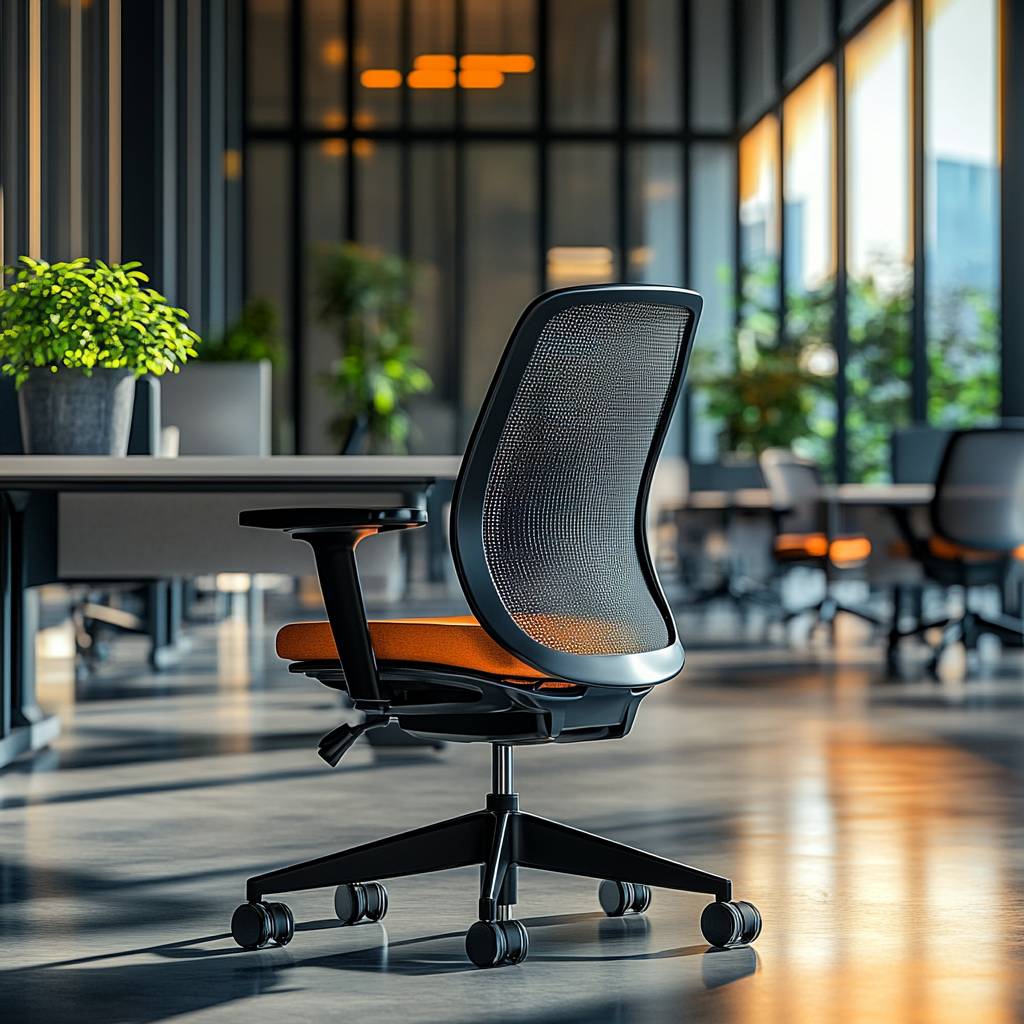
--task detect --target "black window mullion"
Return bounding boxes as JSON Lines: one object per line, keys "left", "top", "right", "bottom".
{"left": 911, "top": 0, "right": 927, "bottom": 424}
{"left": 833, "top": 9, "right": 849, "bottom": 483}
{"left": 615, "top": 0, "right": 628, "bottom": 280}
{"left": 289, "top": 0, "right": 304, "bottom": 451}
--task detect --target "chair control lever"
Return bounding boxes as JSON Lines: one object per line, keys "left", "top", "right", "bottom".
{"left": 317, "top": 714, "right": 392, "bottom": 768}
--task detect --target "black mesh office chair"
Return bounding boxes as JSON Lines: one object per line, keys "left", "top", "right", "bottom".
{"left": 230, "top": 285, "right": 761, "bottom": 967}
{"left": 890, "top": 427, "right": 1024, "bottom": 674}
{"left": 759, "top": 448, "right": 880, "bottom": 632}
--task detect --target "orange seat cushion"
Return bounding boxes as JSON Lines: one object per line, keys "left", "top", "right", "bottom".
{"left": 775, "top": 532, "right": 871, "bottom": 565}
{"left": 927, "top": 536, "right": 1024, "bottom": 563}
{"left": 276, "top": 615, "right": 550, "bottom": 681}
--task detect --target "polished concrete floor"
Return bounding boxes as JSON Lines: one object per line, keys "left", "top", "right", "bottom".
{"left": 2, "top": 600, "right": 1024, "bottom": 1023}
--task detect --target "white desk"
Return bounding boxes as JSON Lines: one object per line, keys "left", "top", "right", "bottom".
{"left": 0, "top": 455, "right": 462, "bottom": 769}
{"left": 685, "top": 483, "right": 933, "bottom": 512}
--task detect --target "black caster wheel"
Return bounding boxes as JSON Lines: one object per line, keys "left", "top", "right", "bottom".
{"left": 598, "top": 879, "right": 652, "bottom": 917}
{"left": 700, "top": 900, "right": 762, "bottom": 948}
{"left": 230, "top": 900, "right": 294, "bottom": 950}
{"left": 465, "top": 919, "right": 529, "bottom": 968}
{"left": 334, "top": 881, "right": 389, "bottom": 925}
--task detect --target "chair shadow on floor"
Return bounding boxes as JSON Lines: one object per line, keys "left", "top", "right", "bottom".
{"left": 1, "top": 911, "right": 759, "bottom": 1024}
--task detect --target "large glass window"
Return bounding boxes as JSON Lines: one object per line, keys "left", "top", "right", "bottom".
{"left": 688, "top": 143, "right": 736, "bottom": 463}
{"left": 845, "top": 0, "right": 912, "bottom": 481}
{"left": 464, "top": 145, "right": 537, "bottom": 434}
{"left": 548, "top": 144, "right": 616, "bottom": 287}
{"left": 738, "top": 115, "right": 782, "bottom": 443}
{"left": 304, "top": 0, "right": 347, "bottom": 130}
{"left": 629, "top": 0, "right": 682, "bottom": 130}
{"left": 549, "top": 0, "right": 615, "bottom": 129}
{"left": 247, "top": 144, "right": 293, "bottom": 450}
{"left": 303, "top": 143, "right": 347, "bottom": 453}
{"left": 248, "top": 0, "right": 290, "bottom": 126}
{"left": 464, "top": 0, "right": 537, "bottom": 129}
{"left": 924, "top": 0, "right": 1000, "bottom": 426}
{"left": 628, "top": 145, "right": 683, "bottom": 286}
{"left": 783, "top": 65, "right": 837, "bottom": 473}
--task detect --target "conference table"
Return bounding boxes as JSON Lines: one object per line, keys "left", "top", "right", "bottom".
{"left": 0, "top": 455, "right": 462, "bottom": 770}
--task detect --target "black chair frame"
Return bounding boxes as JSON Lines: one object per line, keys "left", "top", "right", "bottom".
{"left": 887, "top": 427, "right": 1024, "bottom": 675}
{"left": 231, "top": 286, "right": 762, "bottom": 965}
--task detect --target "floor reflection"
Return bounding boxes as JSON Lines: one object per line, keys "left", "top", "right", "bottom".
{"left": 0, "top": 606, "right": 1021, "bottom": 1023}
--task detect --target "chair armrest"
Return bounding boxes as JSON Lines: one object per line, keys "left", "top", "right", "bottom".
{"left": 239, "top": 506, "right": 427, "bottom": 534}
{"left": 239, "top": 506, "right": 427, "bottom": 710}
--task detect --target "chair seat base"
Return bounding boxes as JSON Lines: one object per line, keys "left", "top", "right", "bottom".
{"left": 289, "top": 661, "right": 653, "bottom": 744}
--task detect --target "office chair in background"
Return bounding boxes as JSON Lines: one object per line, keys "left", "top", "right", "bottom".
{"left": 759, "top": 448, "right": 881, "bottom": 635}
{"left": 889, "top": 427, "right": 1024, "bottom": 675}
{"left": 230, "top": 285, "right": 761, "bottom": 967}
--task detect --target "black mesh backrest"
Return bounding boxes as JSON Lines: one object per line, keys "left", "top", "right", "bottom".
{"left": 451, "top": 285, "right": 701, "bottom": 688}
{"left": 759, "top": 448, "right": 824, "bottom": 535}
{"left": 930, "top": 428, "right": 1024, "bottom": 551}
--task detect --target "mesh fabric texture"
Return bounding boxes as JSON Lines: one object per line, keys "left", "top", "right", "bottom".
{"left": 480, "top": 300, "right": 691, "bottom": 656}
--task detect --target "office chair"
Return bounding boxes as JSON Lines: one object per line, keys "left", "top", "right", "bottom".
{"left": 889, "top": 427, "right": 1024, "bottom": 675}
{"left": 890, "top": 425, "right": 951, "bottom": 485}
{"left": 230, "top": 285, "right": 762, "bottom": 967}
{"left": 759, "top": 448, "right": 881, "bottom": 633}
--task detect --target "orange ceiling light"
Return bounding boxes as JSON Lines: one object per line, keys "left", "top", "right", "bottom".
{"left": 360, "top": 69, "right": 402, "bottom": 89}
{"left": 407, "top": 68, "right": 456, "bottom": 89}
{"left": 414, "top": 53, "right": 456, "bottom": 71}
{"left": 321, "top": 38, "right": 346, "bottom": 67}
{"left": 461, "top": 53, "right": 535, "bottom": 73}
{"left": 458, "top": 68, "right": 504, "bottom": 89}
{"left": 320, "top": 139, "right": 347, "bottom": 159}
{"left": 321, "top": 108, "right": 345, "bottom": 130}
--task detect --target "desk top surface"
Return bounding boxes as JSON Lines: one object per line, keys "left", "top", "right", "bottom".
{"left": 0, "top": 455, "right": 463, "bottom": 490}
{"left": 685, "top": 483, "right": 933, "bottom": 511}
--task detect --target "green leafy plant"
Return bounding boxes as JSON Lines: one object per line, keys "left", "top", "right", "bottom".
{"left": 927, "top": 285, "right": 1000, "bottom": 428}
{"left": 198, "top": 297, "right": 285, "bottom": 367}
{"left": 692, "top": 254, "right": 1000, "bottom": 482}
{"left": 845, "top": 265, "right": 912, "bottom": 482}
{"left": 692, "top": 260, "right": 835, "bottom": 471}
{"left": 0, "top": 256, "right": 200, "bottom": 386}
{"left": 315, "top": 242, "right": 432, "bottom": 453}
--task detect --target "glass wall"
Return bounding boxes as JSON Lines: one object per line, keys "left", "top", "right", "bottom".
{"left": 244, "top": 0, "right": 727, "bottom": 454}
{"left": 730, "top": 0, "right": 1002, "bottom": 481}
{"left": 783, "top": 64, "right": 837, "bottom": 473}
{"left": 845, "top": 0, "right": 912, "bottom": 481}
{"left": 924, "top": 0, "right": 1001, "bottom": 427}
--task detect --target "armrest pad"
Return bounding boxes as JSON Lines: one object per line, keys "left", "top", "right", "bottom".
{"left": 239, "top": 506, "right": 427, "bottom": 533}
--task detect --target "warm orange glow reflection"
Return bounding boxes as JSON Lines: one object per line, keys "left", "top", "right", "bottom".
{"left": 360, "top": 68, "right": 402, "bottom": 89}
{"left": 222, "top": 149, "right": 242, "bottom": 181}
{"left": 739, "top": 113, "right": 780, "bottom": 255}
{"left": 407, "top": 68, "right": 456, "bottom": 89}
{"left": 458, "top": 68, "right": 504, "bottom": 89}
{"left": 321, "top": 108, "right": 345, "bottom": 130}
{"left": 547, "top": 246, "right": 614, "bottom": 284}
{"left": 320, "top": 138, "right": 347, "bottom": 158}
{"left": 731, "top": 732, "right": 1014, "bottom": 1024}
{"left": 321, "top": 37, "right": 346, "bottom": 67}
{"left": 414, "top": 53, "right": 456, "bottom": 71}
{"left": 461, "top": 53, "right": 535, "bottom": 73}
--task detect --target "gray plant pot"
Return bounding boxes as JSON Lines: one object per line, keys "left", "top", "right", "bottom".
{"left": 18, "top": 367, "right": 136, "bottom": 455}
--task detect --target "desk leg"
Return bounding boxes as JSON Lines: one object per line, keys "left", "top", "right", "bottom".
{"left": 0, "top": 494, "right": 59, "bottom": 769}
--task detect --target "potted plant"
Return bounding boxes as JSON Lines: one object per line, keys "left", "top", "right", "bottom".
{"left": 315, "top": 242, "right": 432, "bottom": 454}
{"left": 0, "top": 256, "right": 200, "bottom": 455}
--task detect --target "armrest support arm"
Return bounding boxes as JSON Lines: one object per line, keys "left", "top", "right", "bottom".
{"left": 240, "top": 506, "right": 427, "bottom": 708}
